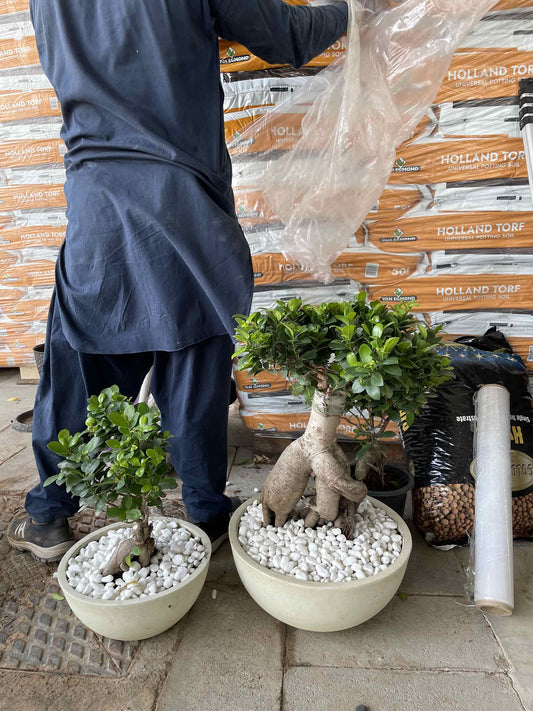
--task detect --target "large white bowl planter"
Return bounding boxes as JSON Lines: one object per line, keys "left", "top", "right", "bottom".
{"left": 229, "top": 496, "right": 412, "bottom": 632}
{"left": 57, "top": 517, "right": 211, "bottom": 641}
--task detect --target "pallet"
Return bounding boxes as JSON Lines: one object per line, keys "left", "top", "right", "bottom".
{"left": 17, "top": 366, "right": 40, "bottom": 384}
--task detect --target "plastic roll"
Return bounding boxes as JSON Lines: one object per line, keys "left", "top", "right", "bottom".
{"left": 474, "top": 384, "right": 514, "bottom": 616}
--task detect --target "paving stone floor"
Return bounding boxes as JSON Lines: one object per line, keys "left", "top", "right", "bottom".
{"left": 0, "top": 367, "right": 531, "bottom": 711}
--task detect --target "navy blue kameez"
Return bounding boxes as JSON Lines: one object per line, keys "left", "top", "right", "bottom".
{"left": 26, "top": 0, "right": 348, "bottom": 522}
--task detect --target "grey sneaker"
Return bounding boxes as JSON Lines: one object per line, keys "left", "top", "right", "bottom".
{"left": 7, "top": 514, "right": 75, "bottom": 562}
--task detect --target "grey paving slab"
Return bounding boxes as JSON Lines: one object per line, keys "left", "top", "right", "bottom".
{"left": 226, "top": 445, "right": 272, "bottom": 499}
{"left": 156, "top": 585, "right": 284, "bottom": 711}
{"left": 485, "top": 545, "right": 533, "bottom": 711}
{"left": 0, "top": 370, "right": 37, "bottom": 431}
{"left": 283, "top": 668, "right": 525, "bottom": 711}
{"left": 288, "top": 595, "right": 509, "bottom": 673}
{"left": 401, "top": 524, "right": 467, "bottom": 596}
{"left": 228, "top": 402, "right": 254, "bottom": 448}
{"left": 0, "top": 442, "right": 24, "bottom": 467}
{"left": 0, "top": 445, "right": 41, "bottom": 492}
{"left": 205, "top": 539, "right": 241, "bottom": 587}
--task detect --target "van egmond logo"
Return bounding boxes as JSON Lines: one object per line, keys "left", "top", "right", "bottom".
{"left": 395, "top": 157, "right": 406, "bottom": 168}
{"left": 226, "top": 46, "right": 236, "bottom": 58}
{"left": 393, "top": 228, "right": 403, "bottom": 238}
{"left": 394, "top": 287, "right": 404, "bottom": 296}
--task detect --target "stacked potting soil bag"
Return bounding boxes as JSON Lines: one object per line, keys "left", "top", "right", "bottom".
{"left": 401, "top": 330, "right": 533, "bottom": 545}
{"left": 0, "top": 1, "right": 65, "bottom": 367}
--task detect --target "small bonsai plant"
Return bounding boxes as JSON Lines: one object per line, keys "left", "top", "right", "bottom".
{"left": 234, "top": 291, "right": 453, "bottom": 536}
{"left": 45, "top": 385, "right": 177, "bottom": 574}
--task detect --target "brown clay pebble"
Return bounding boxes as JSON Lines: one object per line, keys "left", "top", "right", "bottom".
{"left": 413, "top": 484, "right": 533, "bottom": 544}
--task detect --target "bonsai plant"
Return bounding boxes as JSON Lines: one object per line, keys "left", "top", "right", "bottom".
{"left": 45, "top": 385, "right": 212, "bottom": 641}
{"left": 234, "top": 291, "right": 453, "bottom": 536}
{"left": 45, "top": 384, "right": 178, "bottom": 574}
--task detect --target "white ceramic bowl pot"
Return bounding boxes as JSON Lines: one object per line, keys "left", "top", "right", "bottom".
{"left": 229, "top": 496, "right": 412, "bottom": 632}
{"left": 57, "top": 517, "right": 211, "bottom": 641}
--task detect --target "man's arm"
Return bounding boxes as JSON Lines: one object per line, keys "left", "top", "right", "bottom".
{"left": 210, "top": 0, "right": 348, "bottom": 69}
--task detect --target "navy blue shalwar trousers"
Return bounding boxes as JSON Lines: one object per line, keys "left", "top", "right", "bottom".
{"left": 25, "top": 297, "right": 234, "bottom": 525}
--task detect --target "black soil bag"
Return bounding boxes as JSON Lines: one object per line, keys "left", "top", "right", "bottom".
{"left": 401, "top": 328, "right": 533, "bottom": 546}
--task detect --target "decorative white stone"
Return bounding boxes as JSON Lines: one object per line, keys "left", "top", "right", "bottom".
{"left": 239, "top": 499, "right": 403, "bottom": 584}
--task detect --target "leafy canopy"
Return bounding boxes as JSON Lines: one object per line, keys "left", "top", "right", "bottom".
{"left": 234, "top": 292, "right": 453, "bottom": 428}
{"left": 44, "top": 385, "right": 176, "bottom": 522}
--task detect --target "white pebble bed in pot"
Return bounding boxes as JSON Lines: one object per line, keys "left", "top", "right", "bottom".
{"left": 238, "top": 498, "right": 402, "bottom": 583}
{"left": 65, "top": 518, "right": 206, "bottom": 601}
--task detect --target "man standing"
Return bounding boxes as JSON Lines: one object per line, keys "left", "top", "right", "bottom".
{"left": 8, "top": 0, "right": 348, "bottom": 560}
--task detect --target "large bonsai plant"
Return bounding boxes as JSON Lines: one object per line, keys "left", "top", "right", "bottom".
{"left": 234, "top": 291, "right": 452, "bottom": 536}
{"left": 45, "top": 385, "right": 177, "bottom": 574}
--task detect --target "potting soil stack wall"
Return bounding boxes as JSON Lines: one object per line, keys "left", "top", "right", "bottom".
{"left": 2, "top": 1, "right": 533, "bottom": 427}
{"left": 0, "top": 1, "right": 65, "bottom": 366}
{"left": 227, "top": 0, "right": 533, "bottom": 446}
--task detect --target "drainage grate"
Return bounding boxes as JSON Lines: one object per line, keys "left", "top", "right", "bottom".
{"left": 0, "top": 504, "right": 140, "bottom": 677}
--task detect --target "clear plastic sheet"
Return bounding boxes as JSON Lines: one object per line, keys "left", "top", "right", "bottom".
{"left": 229, "top": 0, "right": 499, "bottom": 280}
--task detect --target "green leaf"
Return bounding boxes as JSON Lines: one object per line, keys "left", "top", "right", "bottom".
{"left": 130, "top": 545, "right": 143, "bottom": 556}
{"left": 47, "top": 441, "right": 68, "bottom": 456}
{"left": 372, "top": 324, "right": 383, "bottom": 338}
{"left": 58, "top": 429, "right": 71, "bottom": 445}
{"left": 122, "top": 495, "right": 133, "bottom": 510}
{"left": 43, "top": 474, "right": 60, "bottom": 487}
{"left": 125, "top": 554, "right": 132, "bottom": 568}
{"left": 378, "top": 431, "right": 397, "bottom": 439}
{"left": 355, "top": 443, "right": 372, "bottom": 460}
{"left": 383, "top": 337, "right": 400, "bottom": 354}
{"left": 159, "top": 477, "right": 178, "bottom": 489}
{"left": 346, "top": 352, "right": 358, "bottom": 367}
{"left": 108, "top": 412, "right": 128, "bottom": 428}
{"left": 126, "top": 508, "right": 142, "bottom": 521}
{"left": 370, "top": 372, "right": 384, "bottom": 387}
{"left": 50, "top": 593, "right": 65, "bottom": 601}
{"left": 366, "top": 384, "right": 381, "bottom": 400}
{"left": 359, "top": 344, "right": 372, "bottom": 364}
{"left": 106, "top": 439, "right": 121, "bottom": 448}
{"left": 351, "top": 380, "right": 365, "bottom": 394}
{"left": 107, "top": 506, "right": 126, "bottom": 521}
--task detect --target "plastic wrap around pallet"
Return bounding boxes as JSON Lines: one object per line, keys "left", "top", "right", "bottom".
{"left": 228, "top": 0, "right": 498, "bottom": 280}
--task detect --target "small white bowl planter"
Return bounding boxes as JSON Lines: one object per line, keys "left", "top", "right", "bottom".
{"left": 57, "top": 517, "right": 211, "bottom": 641}
{"left": 229, "top": 496, "right": 412, "bottom": 632}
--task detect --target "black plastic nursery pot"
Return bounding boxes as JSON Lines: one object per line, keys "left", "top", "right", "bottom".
{"left": 367, "top": 466, "right": 414, "bottom": 518}
{"left": 350, "top": 465, "right": 414, "bottom": 518}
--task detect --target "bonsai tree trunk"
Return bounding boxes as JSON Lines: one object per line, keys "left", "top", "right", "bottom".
{"left": 261, "top": 389, "right": 367, "bottom": 536}
{"left": 102, "top": 503, "right": 155, "bottom": 576}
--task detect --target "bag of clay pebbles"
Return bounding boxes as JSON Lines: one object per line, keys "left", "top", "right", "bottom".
{"left": 401, "top": 328, "right": 533, "bottom": 547}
